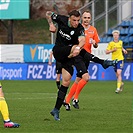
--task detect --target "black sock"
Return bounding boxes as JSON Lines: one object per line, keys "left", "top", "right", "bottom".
{"left": 91, "top": 55, "right": 104, "bottom": 65}
{"left": 80, "top": 49, "right": 104, "bottom": 65}
{"left": 55, "top": 85, "right": 68, "bottom": 110}
{"left": 56, "top": 81, "right": 60, "bottom": 89}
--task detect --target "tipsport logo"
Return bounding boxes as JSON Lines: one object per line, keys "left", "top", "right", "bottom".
{"left": 0, "top": 0, "right": 10, "bottom": 10}
{"left": 26, "top": 45, "right": 53, "bottom": 62}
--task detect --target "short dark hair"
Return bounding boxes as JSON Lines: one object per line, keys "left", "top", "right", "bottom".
{"left": 68, "top": 10, "right": 81, "bottom": 17}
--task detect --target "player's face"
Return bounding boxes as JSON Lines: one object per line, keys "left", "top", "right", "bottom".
{"left": 113, "top": 33, "right": 119, "bottom": 40}
{"left": 69, "top": 15, "right": 80, "bottom": 28}
{"left": 82, "top": 12, "right": 91, "bottom": 26}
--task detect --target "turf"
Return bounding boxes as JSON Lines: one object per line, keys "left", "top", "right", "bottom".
{"left": 0, "top": 80, "right": 132, "bottom": 133}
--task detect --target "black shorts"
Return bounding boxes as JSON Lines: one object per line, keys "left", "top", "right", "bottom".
{"left": 74, "top": 55, "right": 88, "bottom": 78}
{"left": 53, "top": 45, "right": 74, "bottom": 76}
{"left": 56, "top": 61, "right": 62, "bottom": 74}
{"left": 53, "top": 45, "right": 72, "bottom": 62}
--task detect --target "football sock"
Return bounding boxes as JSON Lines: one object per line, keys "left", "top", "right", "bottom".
{"left": 65, "top": 82, "right": 78, "bottom": 104}
{"left": 0, "top": 97, "right": 10, "bottom": 121}
{"left": 56, "top": 81, "right": 60, "bottom": 89}
{"left": 91, "top": 55, "right": 104, "bottom": 65}
{"left": 74, "top": 79, "right": 87, "bottom": 100}
{"left": 80, "top": 49, "right": 104, "bottom": 65}
{"left": 55, "top": 85, "right": 68, "bottom": 110}
{"left": 117, "top": 81, "right": 122, "bottom": 89}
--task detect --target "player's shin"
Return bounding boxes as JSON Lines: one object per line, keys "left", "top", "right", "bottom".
{"left": 54, "top": 85, "right": 68, "bottom": 110}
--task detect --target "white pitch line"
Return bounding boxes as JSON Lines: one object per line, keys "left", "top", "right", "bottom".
{"left": 4, "top": 92, "right": 57, "bottom": 100}
{"left": 5, "top": 92, "right": 57, "bottom": 95}
{"left": 6, "top": 97, "right": 56, "bottom": 100}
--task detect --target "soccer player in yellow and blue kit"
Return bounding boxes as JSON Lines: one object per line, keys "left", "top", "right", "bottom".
{"left": 106, "top": 30, "right": 128, "bottom": 93}
{"left": 0, "top": 82, "right": 20, "bottom": 127}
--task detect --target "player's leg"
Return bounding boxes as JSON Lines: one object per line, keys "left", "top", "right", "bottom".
{"left": 51, "top": 45, "right": 75, "bottom": 120}
{"left": 55, "top": 61, "right": 62, "bottom": 89}
{"left": 64, "top": 77, "right": 81, "bottom": 111}
{"left": 56, "top": 74, "right": 61, "bottom": 89}
{"left": 115, "top": 69, "right": 122, "bottom": 93}
{"left": 73, "top": 73, "right": 89, "bottom": 109}
{"left": 80, "top": 49, "right": 117, "bottom": 69}
{"left": 50, "top": 67, "right": 73, "bottom": 120}
{"left": 0, "top": 83, "right": 20, "bottom": 128}
{"left": 72, "top": 55, "right": 90, "bottom": 109}
{"left": 114, "top": 60, "right": 124, "bottom": 93}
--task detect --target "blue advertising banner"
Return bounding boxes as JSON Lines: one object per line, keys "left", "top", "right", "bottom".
{"left": 27, "top": 63, "right": 56, "bottom": 80}
{"left": 24, "top": 44, "right": 54, "bottom": 63}
{"left": 131, "top": 63, "right": 133, "bottom": 81}
{"left": 88, "top": 63, "right": 99, "bottom": 80}
{"left": 0, "top": 63, "right": 132, "bottom": 81}
{"left": 0, "top": 63, "right": 27, "bottom": 80}
{"left": 98, "top": 63, "right": 133, "bottom": 81}
{"left": 26, "top": 63, "right": 100, "bottom": 81}
{"left": 0, "top": 0, "right": 29, "bottom": 19}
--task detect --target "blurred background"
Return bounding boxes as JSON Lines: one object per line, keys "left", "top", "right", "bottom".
{"left": 0, "top": 0, "right": 132, "bottom": 44}
{"left": 0, "top": 0, "right": 132, "bottom": 81}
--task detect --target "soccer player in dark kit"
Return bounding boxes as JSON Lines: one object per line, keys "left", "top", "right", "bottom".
{"left": 46, "top": 10, "right": 117, "bottom": 120}
{"left": 46, "top": 10, "right": 89, "bottom": 121}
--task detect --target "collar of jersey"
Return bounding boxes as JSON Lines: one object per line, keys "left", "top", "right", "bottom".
{"left": 68, "top": 20, "right": 71, "bottom": 27}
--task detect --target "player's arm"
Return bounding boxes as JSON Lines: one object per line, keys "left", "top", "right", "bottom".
{"left": 46, "top": 11, "right": 57, "bottom": 33}
{"left": 105, "top": 43, "right": 117, "bottom": 54}
{"left": 78, "top": 36, "right": 86, "bottom": 49}
{"left": 48, "top": 51, "right": 53, "bottom": 65}
{"left": 122, "top": 48, "right": 128, "bottom": 54}
{"left": 68, "top": 27, "right": 85, "bottom": 58}
{"left": 72, "top": 36, "right": 85, "bottom": 57}
{"left": 68, "top": 36, "right": 85, "bottom": 58}
{"left": 92, "top": 29, "right": 100, "bottom": 48}
{"left": 106, "top": 48, "right": 117, "bottom": 54}
{"left": 91, "top": 39, "right": 98, "bottom": 48}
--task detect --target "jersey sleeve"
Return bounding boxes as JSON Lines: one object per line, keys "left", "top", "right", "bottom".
{"left": 120, "top": 40, "right": 123, "bottom": 47}
{"left": 51, "top": 13, "right": 64, "bottom": 24}
{"left": 93, "top": 28, "right": 100, "bottom": 43}
{"left": 106, "top": 42, "right": 112, "bottom": 50}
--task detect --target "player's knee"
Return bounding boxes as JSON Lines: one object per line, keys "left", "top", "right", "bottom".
{"left": 0, "top": 89, "right": 4, "bottom": 97}
{"left": 82, "top": 73, "right": 90, "bottom": 82}
{"left": 62, "top": 80, "right": 70, "bottom": 87}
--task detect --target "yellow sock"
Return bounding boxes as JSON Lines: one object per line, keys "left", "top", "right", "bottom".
{"left": 0, "top": 97, "right": 10, "bottom": 121}
{"left": 117, "top": 81, "right": 122, "bottom": 89}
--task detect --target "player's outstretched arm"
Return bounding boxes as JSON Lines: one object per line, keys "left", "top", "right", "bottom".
{"left": 46, "top": 11, "right": 56, "bottom": 33}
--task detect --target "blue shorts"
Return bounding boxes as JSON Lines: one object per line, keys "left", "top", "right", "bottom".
{"left": 114, "top": 60, "right": 124, "bottom": 72}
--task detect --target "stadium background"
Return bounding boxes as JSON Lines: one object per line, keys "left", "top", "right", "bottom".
{"left": 0, "top": 0, "right": 133, "bottom": 81}
{"left": 0, "top": 1, "right": 132, "bottom": 132}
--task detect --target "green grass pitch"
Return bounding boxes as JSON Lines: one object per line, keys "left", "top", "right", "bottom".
{"left": 0, "top": 80, "right": 132, "bottom": 133}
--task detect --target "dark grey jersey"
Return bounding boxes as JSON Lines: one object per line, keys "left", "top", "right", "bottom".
{"left": 51, "top": 13, "right": 85, "bottom": 46}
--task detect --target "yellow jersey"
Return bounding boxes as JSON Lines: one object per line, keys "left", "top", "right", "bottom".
{"left": 106, "top": 40, "right": 124, "bottom": 61}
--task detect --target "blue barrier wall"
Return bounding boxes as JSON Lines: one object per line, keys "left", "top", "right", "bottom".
{"left": 0, "top": 63, "right": 132, "bottom": 81}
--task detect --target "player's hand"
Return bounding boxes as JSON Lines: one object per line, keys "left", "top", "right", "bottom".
{"left": 91, "top": 39, "right": 98, "bottom": 48}
{"left": 48, "top": 62, "right": 52, "bottom": 65}
{"left": 72, "top": 47, "right": 80, "bottom": 57}
{"left": 123, "top": 49, "right": 128, "bottom": 54}
{"left": 46, "top": 11, "right": 52, "bottom": 18}
{"left": 93, "top": 43, "right": 98, "bottom": 48}
{"left": 113, "top": 47, "right": 117, "bottom": 52}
